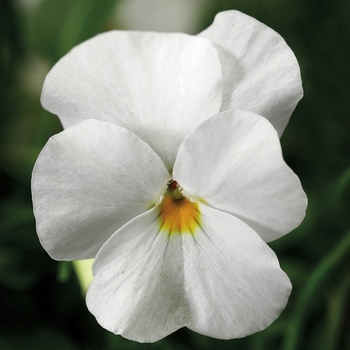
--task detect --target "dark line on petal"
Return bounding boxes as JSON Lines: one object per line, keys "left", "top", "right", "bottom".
{"left": 193, "top": 217, "right": 205, "bottom": 235}
{"left": 163, "top": 235, "right": 170, "bottom": 258}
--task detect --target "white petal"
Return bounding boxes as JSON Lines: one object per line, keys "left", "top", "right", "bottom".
{"left": 41, "top": 31, "right": 223, "bottom": 170}
{"left": 32, "top": 119, "right": 170, "bottom": 260}
{"left": 173, "top": 109, "right": 307, "bottom": 242}
{"left": 199, "top": 10, "right": 303, "bottom": 136}
{"left": 87, "top": 207, "right": 189, "bottom": 343}
{"left": 184, "top": 204, "right": 292, "bottom": 339}
{"left": 87, "top": 203, "right": 291, "bottom": 341}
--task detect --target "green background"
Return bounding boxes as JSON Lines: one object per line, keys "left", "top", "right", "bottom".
{"left": 1, "top": 0, "right": 349, "bottom": 349}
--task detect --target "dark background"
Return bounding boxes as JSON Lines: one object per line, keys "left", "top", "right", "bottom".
{"left": 1, "top": 0, "right": 349, "bottom": 349}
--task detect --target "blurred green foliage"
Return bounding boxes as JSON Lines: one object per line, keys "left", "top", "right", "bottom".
{"left": 0, "top": 0, "right": 349, "bottom": 349}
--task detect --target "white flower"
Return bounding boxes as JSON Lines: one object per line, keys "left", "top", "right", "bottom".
{"left": 32, "top": 10, "right": 307, "bottom": 342}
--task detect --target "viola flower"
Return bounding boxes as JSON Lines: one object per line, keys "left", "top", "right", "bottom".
{"left": 32, "top": 10, "right": 307, "bottom": 342}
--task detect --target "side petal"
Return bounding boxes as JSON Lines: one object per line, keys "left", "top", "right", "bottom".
{"left": 87, "top": 207, "right": 189, "bottom": 343}
{"left": 173, "top": 109, "right": 307, "bottom": 242}
{"left": 199, "top": 10, "right": 303, "bottom": 136}
{"left": 184, "top": 204, "right": 292, "bottom": 339}
{"left": 32, "top": 119, "right": 170, "bottom": 260}
{"left": 41, "top": 31, "right": 223, "bottom": 170}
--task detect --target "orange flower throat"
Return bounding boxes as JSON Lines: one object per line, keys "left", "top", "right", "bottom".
{"left": 158, "top": 181, "right": 201, "bottom": 235}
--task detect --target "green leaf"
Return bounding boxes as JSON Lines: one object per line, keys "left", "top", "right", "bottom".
{"left": 31, "top": 0, "right": 119, "bottom": 61}
{"left": 57, "top": 261, "right": 73, "bottom": 283}
{"left": 6, "top": 329, "right": 79, "bottom": 350}
{"left": 326, "top": 272, "right": 350, "bottom": 350}
{"left": 282, "top": 230, "right": 350, "bottom": 350}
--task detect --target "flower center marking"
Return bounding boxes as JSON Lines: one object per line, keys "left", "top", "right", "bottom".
{"left": 158, "top": 180, "right": 201, "bottom": 235}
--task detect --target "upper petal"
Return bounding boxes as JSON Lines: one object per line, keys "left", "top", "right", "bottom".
{"left": 41, "top": 31, "right": 223, "bottom": 170}
{"left": 199, "top": 10, "right": 303, "bottom": 136}
{"left": 32, "top": 119, "right": 170, "bottom": 260}
{"left": 173, "top": 109, "right": 307, "bottom": 242}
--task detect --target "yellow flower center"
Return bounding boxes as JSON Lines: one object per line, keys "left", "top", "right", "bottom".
{"left": 158, "top": 180, "right": 201, "bottom": 235}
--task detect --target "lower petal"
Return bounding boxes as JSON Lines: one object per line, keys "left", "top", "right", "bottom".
{"left": 87, "top": 207, "right": 190, "bottom": 343}
{"left": 87, "top": 202, "right": 291, "bottom": 341}
{"left": 183, "top": 204, "right": 291, "bottom": 339}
